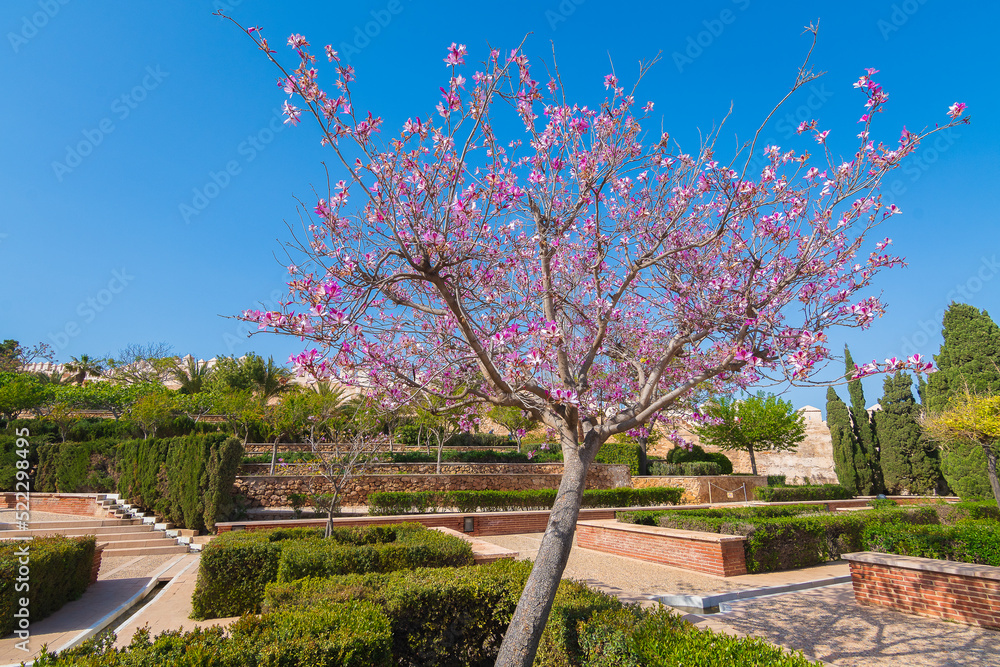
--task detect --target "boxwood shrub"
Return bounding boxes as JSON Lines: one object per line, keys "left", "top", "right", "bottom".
{"left": 191, "top": 523, "right": 473, "bottom": 619}
{"left": 595, "top": 441, "right": 642, "bottom": 475}
{"left": 0, "top": 535, "right": 96, "bottom": 635}
{"left": 863, "top": 518, "right": 1000, "bottom": 566}
{"left": 367, "top": 487, "right": 683, "bottom": 515}
{"left": 647, "top": 461, "right": 722, "bottom": 476}
{"left": 752, "top": 484, "right": 852, "bottom": 502}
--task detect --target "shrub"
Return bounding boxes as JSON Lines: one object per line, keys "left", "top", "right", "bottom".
{"left": 116, "top": 434, "right": 243, "bottom": 531}
{"left": 753, "top": 484, "right": 852, "bottom": 502}
{"left": 0, "top": 434, "right": 43, "bottom": 492}
{"left": 595, "top": 441, "right": 642, "bottom": 475}
{"left": 0, "top": 536, "right": 96, "bottom": 635}
{"left": 932, "top": 500, "right": 1000, "bottom": 524}
{"left": 368, "top": 487, "right": 683, "bottom": 515}
{"left": 647, "top": 461, "right": 721, "bottom": 476}
{"left": 35, "top": 602, "right": 393, "bottom": 667}
{"left": 863, "top": 518, "right": 1000, "bottom": 566}
{"left": 767, "top": 474, "right": 788, "bottom": 486}
{"left": 867, "top": 498, "right": 899, "bottom": 510}
{"left": 34, "top": 439, "right": 118, "bottom": 493}
{"left": 192, "top": 523, "right": 472, "bottom": 619}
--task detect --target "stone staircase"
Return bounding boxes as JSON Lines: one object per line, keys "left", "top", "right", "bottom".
{"left": 0, "top": 493, "right": 194, "bottom": 557}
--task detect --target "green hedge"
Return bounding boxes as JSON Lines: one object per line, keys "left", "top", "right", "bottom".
{"left": 116, "top": 433, "right": 243, "bottom": 532}
{"left": 647, "top": 461, "right": 722, "bottom": 476}
{"left": 753, "top": 484, "right": 852, "bottom": 502}
{"left": 192, "top": 523, "right": 473, "bottom": 619}
{"left": 863, "top": 518, "right": 1000, "bottom": 566}
{"left": 42, "top": 559, "right": 820, "bottom": 667}
{"left": 0, "top": 536, "right": 96, "bottom": 635}
{"left": 33, "top": 600, "right": 392, "bottom": 667}
{"left": 595, "top": 441, "right": 642, "bottom": 475}
{"left": 367, "top": 487, "right": 684, "bottom": 515}
{"left": 34, "top": 439, "right": 118, "bottom": 493}
{"left": 619, "top": 505, "right": 941, "bottom": 573}
{"left": 0, "top": 434, "right": 42, "bottom": 492}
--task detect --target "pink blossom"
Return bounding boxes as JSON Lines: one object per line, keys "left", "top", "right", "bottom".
{"left": 282, "top": 101, "right": 302, "bottom": 125}
{"left": 947, "top": 102, "right": 967, "bottom": 120}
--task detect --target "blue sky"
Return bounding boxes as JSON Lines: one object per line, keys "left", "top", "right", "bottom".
{"left": 2, "top": 0, "right": 997, "bottom": 414}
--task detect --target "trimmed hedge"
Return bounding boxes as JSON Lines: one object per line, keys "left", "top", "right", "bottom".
{"left": 33, "top": 601, "right": 392, "bottom": 667}
{"left": 42, "top": 559, "right": 821, "bottom": 666}
{"left": 595, "top": 441, "right": 642, "bottom": 475}
{"left": 753, "top": 484, "right": 852, "bottom": 502}
{"left": 619, "top": 505, "right": 941, "bottom": 573}
{"left": 367, "top": 487, "right": 684, "bottom": 515}
{"left": 191, "top": 523, "right": 474, "bottom": 619}
{"left": 647, "top": 461, "right": 722, "bottom": 476}
{"left": 35, "top": 439, "right": 118, "bottom": 493}
{"left": 0, "top": 434, "right": 42, "bottom": 492}
{"left": 863, "top": 518, "right": 1000, "bottom": 566}
{"left": 116, "top": 433, "right": 243, "bottom": 531}
{"left": 0, "top": 535, "right": 96, "bottom": 635}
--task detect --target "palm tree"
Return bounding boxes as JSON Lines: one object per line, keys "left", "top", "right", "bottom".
{"left": 251, "top": 355, "right": 294, "bottom": 402}
{"left": 64, "top": 354, "right": 104, "bottom": 385}
{"left": 172, "top": 356, "right": 213, "bottom": 394}
{"left": 34, "top": 369, "right": 69, "bottom": 386}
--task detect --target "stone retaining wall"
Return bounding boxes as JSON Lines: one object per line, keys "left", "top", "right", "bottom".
{"left": 235, "top": 464, "right": 629, "bottom": 508}
{"left": 240, "top": 462, "right": 628, "bottom": 480}
{"left": 845, "top": 551, "right": 1000, "bottom": 631}
{"left": 632, "top": 475, "right": 767, "bottom": 504}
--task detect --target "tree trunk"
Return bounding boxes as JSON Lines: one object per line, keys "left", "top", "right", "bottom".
{"left": 747, "top": 446, "right": 758, "bottom": 476}
{"left": 269, "top": 438, "right": 279, "bottom": 475}
{"left": 982, "top": 442, "right": 1000, "bottom": 511}
{"left": 495, "top": 428, "right": 597, "bottom": 667}
{"left": 638, "top": 436, "right": 649, "bottom": 476}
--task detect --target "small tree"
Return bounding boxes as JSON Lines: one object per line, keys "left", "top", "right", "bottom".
{"left": 488, "top": 405, "right": 537, "bottom": 451}
{"left": 105, "top": 342, "right": 175, "bottom": 385}
{"left": 924, "top": 389, "right": 1000, "bottom": 510}
{"left": 692, "top": 392, "right": 805, "bottom": 476}
{"left": 172, "top": 356, "right": 213, "bottom": 394}
{"left": 845, "top": 346, "right": 883, "bottom": 494}
{"left": 875, "top": 371, "right": 941, "bottom": 495}
{"left": 826, "top": 386, "right": 858, "bottom": 494}
{"left": 126, "top": 390, "right": 179, "bottom": 439}
{"left": 228, "top": 18, "right": 966, "bottom": 664}
{"left": 64, "top": 354, "right": 105, "bottom": 385}
{"left": 0, "top": 372, "right": 51, "bottom": 420}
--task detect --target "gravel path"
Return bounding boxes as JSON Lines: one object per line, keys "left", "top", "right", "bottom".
{"left": 694, "top": 583, "right": 999, "bottom": 667}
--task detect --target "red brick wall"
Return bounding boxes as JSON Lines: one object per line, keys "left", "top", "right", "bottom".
{"left": 848, "top": 557, "right": 1000, "bottom": 630}
{"left": 0, "top": 493, "right": 110, "bottom": 518}
{"left": 90, "top": 545, "right": 105, "bottom": 583}
{"left": 575, "top": 521, "right": 747, "bottom": 577}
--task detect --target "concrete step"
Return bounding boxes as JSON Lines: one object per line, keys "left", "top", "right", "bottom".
{"left": 101, "top": 543, "right": 190, "bottom": 557}
{"left": 97, "top": 537, "right": 185, "bottom": 550}
{"left": 1, "top": 525, "right": 156, "bottom": 540}
{"left": 18, "top": 518, "right": 142, "bottom": 529}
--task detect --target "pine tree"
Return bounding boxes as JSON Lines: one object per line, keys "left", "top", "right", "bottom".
{"left": 924, "top": 303, "right": 1000, "bottom": 498}
{"left": 827, "top": 386, "right": 859, "bottom": 495}
{"left": 875, "top": 372, "right": 941, "bottom": 495}
{"left": 844, "top": 346, "right": 882, "bottom": 494}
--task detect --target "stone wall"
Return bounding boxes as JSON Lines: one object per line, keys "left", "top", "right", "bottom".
{"left": 648, "top": 405, "right": 838, "bottom": 485}
{"left": 631, "top": 475, "right": 767, "bottom": 504}
{"left": 235, "top": 463, "right": 629, "bottom": 508}
{"left": 240, "top": 462, "right": 629, "bottom": 481}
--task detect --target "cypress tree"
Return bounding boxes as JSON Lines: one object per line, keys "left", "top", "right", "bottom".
{"left": 924, "top": 303, "right": 1000, "bottom": 498}
{"left": 875, "top": 372, "right": 941, "bottom": 495}
{"left": 844, "top": 346, "right": 883, "bottom": 494}
{"left": 827, "top": 386, "right": 858, "bottom": 495}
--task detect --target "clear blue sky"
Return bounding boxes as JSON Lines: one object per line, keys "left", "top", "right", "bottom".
{"left": 2, "top": 0, "right": 997, "bottom": 414}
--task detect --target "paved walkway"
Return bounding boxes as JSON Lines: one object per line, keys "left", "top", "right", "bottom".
{"left": 476, "top": 532, "right": 999, "bottom": 667}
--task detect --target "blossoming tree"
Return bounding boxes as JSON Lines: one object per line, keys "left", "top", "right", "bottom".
{"left": 228, "top": 16, "right": 967, "bottom": 665}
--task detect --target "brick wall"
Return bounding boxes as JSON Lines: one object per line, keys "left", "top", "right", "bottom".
{"left": 576, "top": 520, "right": 747, "bottom": 577}
{"left": 90, "top": 544, "right": 105, "bottom": 583}
{"left": 845, "top": 552, "right": 1000, "bottom": 631}
{"left": 0, "top": 492, "right": 110, "bottom": 518}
